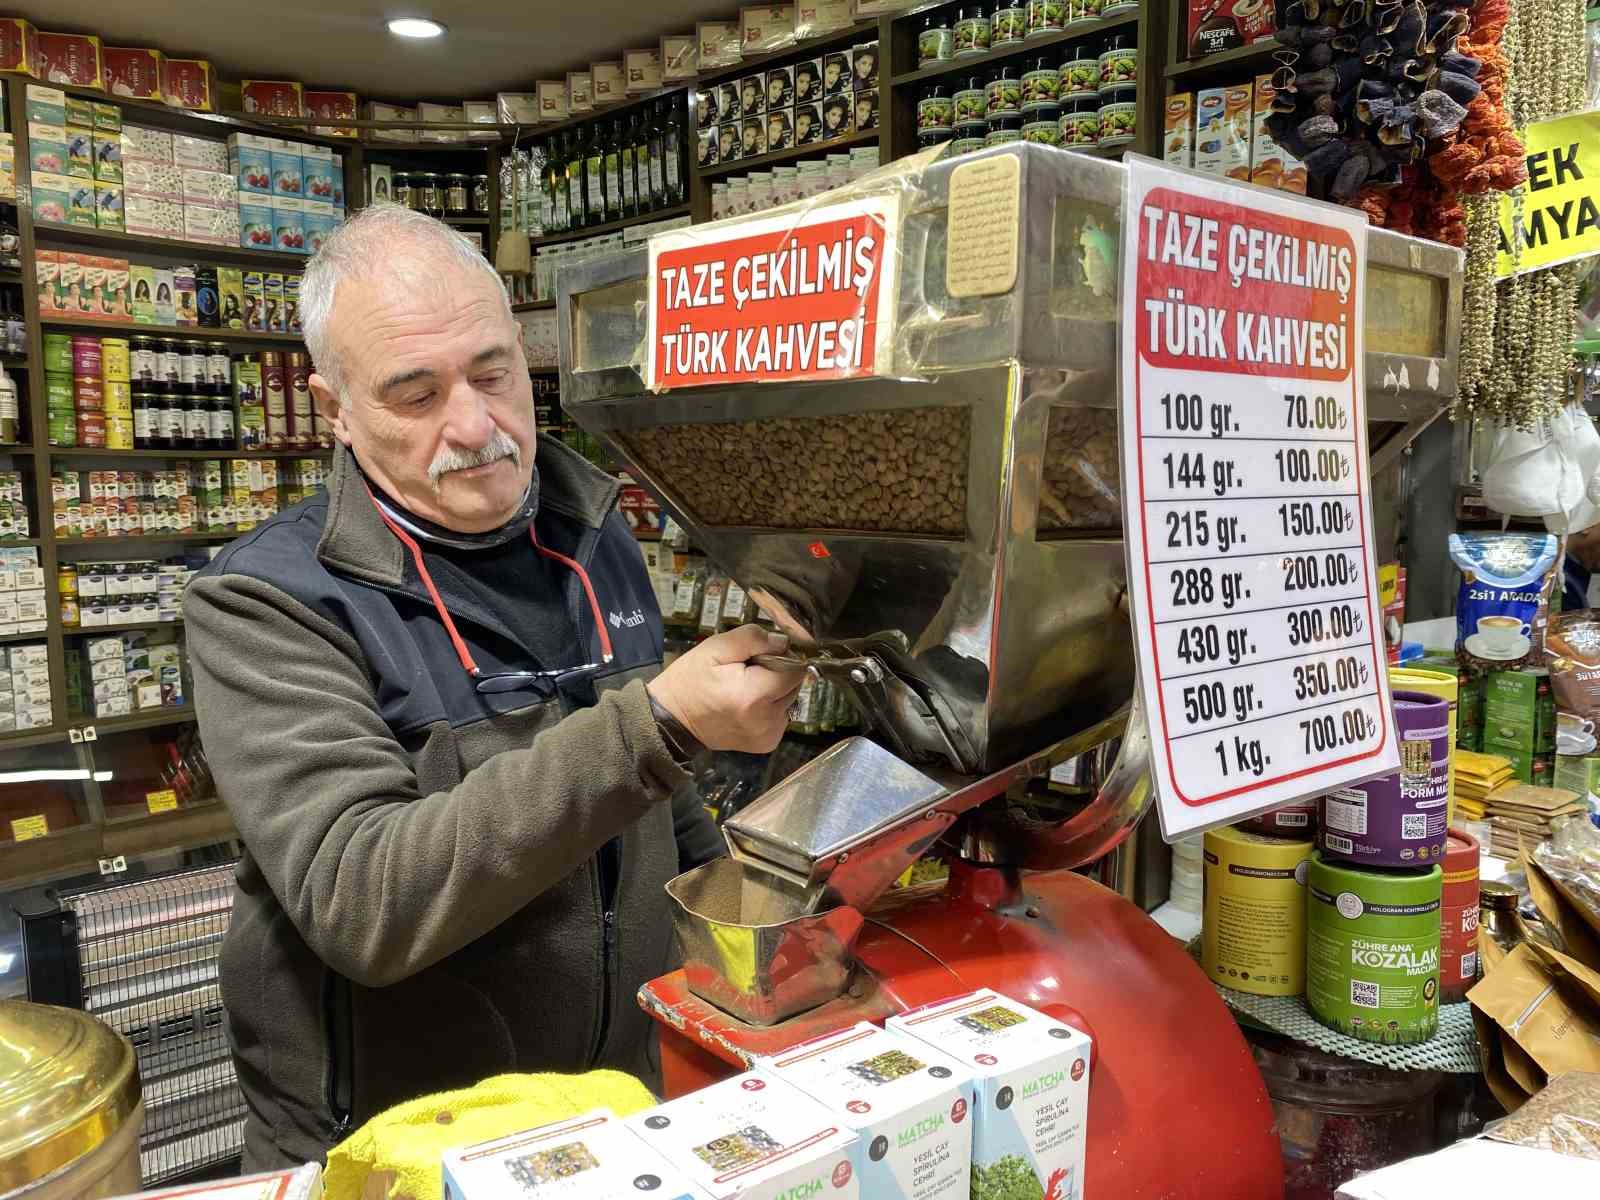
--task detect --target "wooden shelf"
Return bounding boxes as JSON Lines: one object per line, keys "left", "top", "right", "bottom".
{"left": 514, "top": 90, "right": 684, "bottom": 142}
{"left": 1165, "top": 40, "right": 1279, "bottom": 82}
{"left": 512, "top": 299, "right": 557, "bottom": 313}
{"left": 889, "top": 13, "right": 1140, "bottom": 87}
{"left": 41, "top": 318, "right": 305, "bottom": 346}
{"left": 0, "top": 353, "right": 28, "bottom": 368}
{"left": 0, "top": 630, "right": 46, "bottom": 645}
{"left": 49, "top": 447, "right": 331, "bottom": 459}
{"left": 55, "top": 532, "right": 240, "bottom": 547}
{"left": 444, "top": 215, "right": 491, "bottom": 226}
{"left": 63, "top": 621, "right": 183, "bottom": 635}
{"left": 696, "top": 22, "right": 880, "bottom": 88}
{"left": 69, "top": 705, "right": 196, "bottom": 735}
{"left": 33, "top": 223, "right": 312, "bottom": 270}
{"left": 359, "top": 141, "right": 498, "bottom": 154}
{"left": 698, "top": 129, "right": 877, "bottom": 180}
{"left": 531, "top": 203, "right": 691, "bottom": 248}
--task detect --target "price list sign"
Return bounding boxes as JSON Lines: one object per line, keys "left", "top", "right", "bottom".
{"left": 1119, "top": 159, "right": 1399, "bottom": 839}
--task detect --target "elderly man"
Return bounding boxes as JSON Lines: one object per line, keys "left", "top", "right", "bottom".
{"left": 185, "top": 204, "right": 802, "bottom": 1170}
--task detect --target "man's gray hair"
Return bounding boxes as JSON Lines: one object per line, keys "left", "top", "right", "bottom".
{"left": 301, "top": 203, "right": 509, "bottom": 398}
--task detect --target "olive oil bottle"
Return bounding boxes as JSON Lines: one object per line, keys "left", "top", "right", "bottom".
{"left": 620, "top": 114, "right": 639, "bottom": 219}
{"left": 647, "top": 101, "right": 667, "bottom": 209}
{"left": 582, "top": 124, "right": 604, "bottom": 227}
{"left": 603, "top": 119, "right": 623, "bottom": 222}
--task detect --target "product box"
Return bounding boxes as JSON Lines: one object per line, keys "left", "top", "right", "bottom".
{"left": 1165, "top": 92, "right": 1194, "bottom": 166}
{"left": 65, "top": 178, "right": 98, "bottom": 228}
{"left": 95, "top": 184, "right": 124, "bottom": 231}
{"left": 697, "top": 128, "right": 721, "bottom": 170}
{"left": 418, "top": 101, "right": 465, "bottom": 143}
{"left": 153, "top": 267, "right": 177, "bottom": 324}
{"left": 462, "top": 100, "right": 499, "bottom": 141}
{"left": 741, "top": 6, "right": 797, "bottom": 54}
{"left": 1484, "top": 669, "right": 1539, "bottom": 754}
{"left": 273, "top": 200, "right": 307, "bottom": 254}
{"left": 185, "top": 201, "right": 241, "bottom": 246}
{"left": 123, "top": 160, "right": 181, "bottom": 201}
{"left": 242, "top": 272, "right": 266, "bottom": 330}
{"left": 66, "top": 123, "right": 95, "bottom": 179}
{"left": 229, "top": 133, "right": 274, "bottom": 194}
{"left": 626, "top": 48, "right": 664, "bottom": 95}
{"left": 172, "top": 133, "right": 228, "bottom": 172}
{"left": 242, "top": 80, "right": 304, "bottom": 117}
{"left": 37, "top": 32, "right": 104, "bottom": 90}
{"left": 741, "top": 116, "right": 767, "bottom": 157}
{"left": 718, "top": 82, "right": 743, "bottom": 125}
{"left": 161, "top": 58, "right": 217, "bottom": 111}
{"left": 496, "top": 93, "right": 540, "bottom": 125}
{"left": 0, "top": 18, "right": 39, "bottom": 77}
{"left": 823, "top": 52, "right": 851, "bottom": 97}
{"left": 626, "top": 1073, "right": 859, "bottom": 1200}
{"left": 27, "top": 121, "right": 67, "bottom": 175}
{"left": 765, "top": 66, "right": 795, "bottom": 110}
{"left": 103, "top": 47, "right": 163, "bottom": 100}
{"left": 442, "top": 1109, "right": 709, "bottom": 1200}
{"left": 739, "top": 74, "right": 766, "bottom": 118}
{"left": 129, "top": 264, "right": 157, "bottom": 323}
{"left": 181, "top": 167, "right": 237, "bottom": 207}
{"left": 121, "top": 124, "right": 174, "bottom": 165}
{"left": 795, "top": 58, "right": 824, "bottom": 105}
{"left": 698, "top": 21, "right": 743, "bottom": 70}
{"left": 889, "top": 991, "right": 1092, "bottom": 1200}
{"left": 300, "top": 146, "right": 336, "bottom": 203}
{"left": 303, "top": 206, "right": 339, "bottom": 256}
{"left": 218, "top": 268, "right": 245, "bottom": 329}
{"left": 766, "top": 108, "right": 794, "bottom": 150}
{"left": 1250, "top": 74, "right": 1306, "bottom": 194}
{"left": 33, "top": 249, "right": 59, "bottom": 317}
{"left": 755, "top": 1023, "right": 974, "bottom": 1200}
{"left": 173, "top": 265, "right": 198, "bottom": 324}
{"left": 66, "top": 95, "right": 94, "bottom": 128}
{"left": 696, "top": 86, "right": 719, "bottom": 129}
{"left": 1194, "top": 85, "right": 1252, "bottom": 179}
{"left": 567, "top": 71, "right": 594, "bottom": 115}
{"left": 852, "top": 89, "right": 878, "bottom": 131}
{"left": 25, "top": 83, "right": 65, "bottom": 125}
{"left": 92, "top": 133, "right": 122, "bottom": 183}
{"left": 365, "top": 101, "right": 417, "bottom": 143}
{"left": 303, "top": 89, "right": 358, "bottom": 138}
{"left": 1188, "top": 0, "right": 1276, "bottom": 57}
{"left": 592, "top": 62, "right": 626, "bottom": 106}
{"left": 663, "top": 34, "right": 699, "bottom": 82}
{"left": 124, "top": 193, "right": 183, "bottom": 239}
{"left": 852, "top": 42, "right": 880, "bottom": 91}
{"left": 366, "top": 162, "right": 392, "bottom": 206}
{"left": 269, "top": 145, "right": 303, "bottom": 197}
{"left": 536, "top": 81, "right": 568, "bottom": 123}
{"left": 264, "top": 273, "right": 287, "bottom": 331}
{"left": 29, "top": 172, "right": 71, "bottom": 226}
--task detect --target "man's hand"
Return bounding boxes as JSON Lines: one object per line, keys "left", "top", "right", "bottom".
{"left": 648, "top": 625, "right": 806, "bottom": 754}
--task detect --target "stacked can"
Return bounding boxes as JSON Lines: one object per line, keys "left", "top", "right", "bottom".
{"left": 286, "top": 352, "right": 316, "bottom": 448}
{"left": 43, "top": 333, "right": 76, "bottom": 447}
{"left": 101, "top": 339, "right": 134, "bottom": 450}
{"left": 1440, "top": 827, "right": 1481, "bottom": 1003}
{"left": 72, "top": 337, "right": 106, "bottom": 449}
{"left": 259, "top": 352, "right": 291, "bottom": 448}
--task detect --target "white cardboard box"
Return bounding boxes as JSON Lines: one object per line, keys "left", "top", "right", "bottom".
{"left": 889, "top": 992, "right": 1092, "bottom": 1200}
{"left": 443, "top": 1108, "right": 710, "bottom": 1200}
{"left": 626, "top": 1073, "right": 860, "bottom": 1200}
{"left": 755, "top": 1022, "right": 975, "bottom": 1200}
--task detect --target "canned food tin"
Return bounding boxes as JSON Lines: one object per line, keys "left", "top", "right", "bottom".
{"left": 1067, "top": 0, "right": 1106, "bottom": 23}
{"left": 1320, "top": 692, "right": 1450, "bottom": 868}
{"left": 953, "top": 7, "right": 992, "bottom": 56}
{"left": 918, "top": 88, "right": 955, "bottom": 130}
{"left": 46, "top": 372, "right": 75, "bottom": 407}
{"left": 130, "top": 337, "right": 159, "bottom": 385}
{"left": 103, "top": 380, "right": 133, "bottom": 417}
{"left": 1202, "top": 826, "right": 1313, "bottom": 996}
{"left": 75, "top": 377, "right": 105, "bottom": 411}
{"left": 72, "top": 336, "right": 102, "bottom": 378}
{"left": 993, "top": 4, "right": 1027, "bottom": 45}
{"left": 1099, "top": 35, "right": 1138, "bottom": 90}
{"left": 1027, "top": 0, "right": 1066, "bottom": 37}
{"left": 76, "top": 412, "right": 107, "bottom": 447}
{"left": 1097, "top": 98, "right": 1136, "bottom": 145}
{"left": 1306, "top": 853, "right": 1442, "bottom": 1044}
{"left": 44, "top": 333, "right": 74, "bottom": 374}
{"left": 950, "top": 135, "right": 987, "bottom": 155}
{"left": 105, "top": 416, "right": 135, "bottom": 450}
{"left": 1440, "top": 828, "right": 1480, "bottom": 1003}
{"left": 1059, "top": 102, "right": 1099, "bottom": 146}
{"left": 986, "top": 67, "right": 1023, "bottom": 117}
{"left": 101, "top": 338, "right": 131, "bottom": 382}
{"left": 1237, "top": 801, "right": 1316, "bottom": 837}
{"left": 919, "top": 14, "right": 954, "bottom": 67}
{"left": 953, "top": 77, "right": 988, "bottom": 124}
{"left": 1061, "top": 49, "right": 1100, "bottom": 96}
{"left": 1102, "top": 0, "right": 1140, "bottom": 14}
{"left": 1022, "top": 105, "right": 1062, "bottom": 144}
{"left": 986, "top": 113, "right": 1025, "bottom": 145}
{"left": 1021, "top": 58, "right": 1061, "bottom": 107}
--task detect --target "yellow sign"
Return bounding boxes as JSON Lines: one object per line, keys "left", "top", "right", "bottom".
{"left": 145, "top": 789, "right": 178, "bottom": 814}
{"left": 1497, "top": 110, "right": 1600, "bottom": 277}
{"left": 10, "top": 815, "right": 47, "bottom": 842}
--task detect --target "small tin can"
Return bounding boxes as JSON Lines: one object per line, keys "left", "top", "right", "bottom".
{"left": 953, "top": 75, "right": 988, "bottom": 124}
{"left": 76, "top": 411, "right": 107, "bottom": 447}
{"left": 1022, "top": 104, "right": 1063, "bottom": 144}
{"left": 48, "top": 409, "right": 76, "bottom": 447}
{"left": 105, "top": 416, "right": 135, "bottom": 451}
{"left": 1067, "top": 0, "right": 1107, "bottom": 22}
{"left": 1059, "top": 97, "right": 1100, "bottom": 146}
{"left": 986, "top": 66, "right": 1023, "bottom": 117}
{"left": 101, "top": 337, "right": 131, "bottom": 383}
{"left": 1099, "top": 33, "right": 1138, "bottom": 91}
{"left": 918, "top": 12, "right": 954, "bottom": 66}
{"left": 985, "top": 113, "right": 1025, "bottom": 145}
{"left": 1097, "top": 91, "right": 1137, "bottom": 145}
{"left": 103, "top": 380, "right": 133, "bottom": 417}
{"left": 1202, "top": 826, "right": 1313, "bottom": 996}
{"left": 1022, "top": 56, "right": 1062, "bottom": 107}
{"left": 1320, "top": 692, "right": 1450, "bottom": 869}
{"left": 1061, "top": 45, "right": 1101, "bottom": 96}
{"left": 993, "top": 4, "right": 1028, "bottom": 45}
{"left": 1027, "top": 0, "right": 1067, "bottom": 37}
{"left": 953, "top": 5, "right": 992, "bottom": 56}
{"left": 72, "top": 335, "right": 102, "bottom": 378}
{"left": 1237, "top": 801, "right": 1316, "bottom": 838}
{"left": 918, "top": 86, "right": 955, "bottom": 131}
{"left": 74, "top": 377, "right": 104, "bottom": 412}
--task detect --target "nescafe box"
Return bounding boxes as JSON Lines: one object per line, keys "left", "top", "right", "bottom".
{"left": 103, "top": 47, "right": 164, "bottom": 100}
{"left": 162, "top": 59, "right": 217, "bottom": 112}
{"left": 443, "top": 1109, "right": 709, "bottom": 1200}
{"left": 37, "top": 32, "right": 104, "bottom": 91}
{"left": 625, "top": 1073, "right": 860, "bottom": 1200}
{"left": 755, "top": 1023, "right": 975, "bottom": 1200}
{"left": 889, "top": 991, "right": 1091, "bottom": 1200}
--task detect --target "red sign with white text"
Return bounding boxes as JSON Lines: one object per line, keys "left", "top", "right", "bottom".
{"left": 1119, "top": 160, "right": 1397, "bottom": 842}
{"left": 646, "top": 198, "right": 898, "bottom": 391}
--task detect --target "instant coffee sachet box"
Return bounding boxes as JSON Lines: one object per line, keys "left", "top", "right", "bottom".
{"left": 753, "top": 1022, "right": 975, "bottom": 1200}
{"left": 888, "top": 990, "right": 1091, "bottom": 1200}
{"left": 625, "top": 1072, "right": 860, "bottom": 1200}
{"left": 443, "top": 1108, "right": 710, "bottom": 1200}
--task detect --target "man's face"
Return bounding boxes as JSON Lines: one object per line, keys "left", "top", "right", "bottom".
{"left": 311, "top": 257, "right": 534, "bottom": 533}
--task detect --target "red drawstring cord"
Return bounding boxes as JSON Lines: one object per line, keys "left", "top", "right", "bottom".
{"left": 365, "top": 485, "right": 614, "bottom": 677}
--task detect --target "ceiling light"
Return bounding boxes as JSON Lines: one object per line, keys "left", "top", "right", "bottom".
{"left": 387, "top": 16, "right": 446, "bottom": 39}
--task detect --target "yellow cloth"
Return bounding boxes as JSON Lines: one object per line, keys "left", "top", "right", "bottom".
{"left": 323, "top": 1071, "right": 657, "bottom": 1200}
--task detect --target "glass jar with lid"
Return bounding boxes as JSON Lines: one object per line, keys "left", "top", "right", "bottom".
{"left": 415, "top": 172, "right": 442, "bottom": 213}
{"left": 393, "top": 171, "right": 413, "bottom": 209}
{"left": 472, "top": 174, "right": 490, "bottom": 214}
{"left": 446, "top": 173, "right": 470, "bottom": 216}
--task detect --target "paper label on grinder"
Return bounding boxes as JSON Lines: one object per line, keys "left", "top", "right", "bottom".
{"left": 946, "top": 154, "right": 1020, "bottom": 297}
{"left": 646, "top": 196, "right": 900, "bottom": 391}
{"left": 1118, "top": 157, "right": 1397, "bottom": 840}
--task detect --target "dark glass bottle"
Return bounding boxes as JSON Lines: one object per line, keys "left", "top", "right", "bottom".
{"left": 152, "top": 394, "right": 177, "bottom": 451}
{"left": 631, "top": 112, "right": 652, "bottom": 213}
{"left": 208, "top": 394, "right": 234, "bottom": 449}
{"left": 603, "top": 119, "right": 624, "bottom": 221}
{"left": 582, "top": 123, "right": 604, "bottom": 227}
{"left": 182, "top": 392, "right": 209, "bottom": 449}
{"left": 133, "top": 391, "right": 156, "bottom": 450}
{"left": 565, "top": 131, "right": 584, "bottom": 229}
{"left": 620, "top": 115, "right": 639, "bottom": 219}
{"left": 550, "top": 135, "right": 569, "bottom": 232}
{"left": 664, "top": 96, "right": 686, "bottom": 206}
{"left": 647, "top": 101, "right": 667, "bottom": 208}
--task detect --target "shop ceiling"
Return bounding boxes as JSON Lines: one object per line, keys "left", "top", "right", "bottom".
{"left": 11, "top": 0, "right": 736, "bottom": 100}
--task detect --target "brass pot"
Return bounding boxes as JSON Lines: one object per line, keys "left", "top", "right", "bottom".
{"left": 0, "top": 1001, "right": 142, "bottom": 1200}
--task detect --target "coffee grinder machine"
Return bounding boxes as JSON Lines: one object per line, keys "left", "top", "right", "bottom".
{"left": 556, "top": 145, "right": 1463, "bottom": 1198}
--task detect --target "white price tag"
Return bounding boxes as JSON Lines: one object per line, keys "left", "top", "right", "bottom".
{"left": 1120, "top": 158, "right": 1399, "bottom": 840}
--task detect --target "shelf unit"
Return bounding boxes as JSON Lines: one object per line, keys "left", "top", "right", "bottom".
{"left": 697, "top": 130, "right": 879, "bottom": 181}
{"left": 40, "top": 318, "right": 307, "bottom": 347}
{"left": 531, "top": 203, "right": 692, "bottom": 249}
{"left": 33, "top": 222, "right": 315, "bottom": 269}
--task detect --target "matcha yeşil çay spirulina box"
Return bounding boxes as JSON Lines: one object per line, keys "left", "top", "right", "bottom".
{"left": 754, "top": 1022, "right": 975, "bottom": 1200}
{"left": 888, "top": 990, "right": 1091, "bottom": 1200}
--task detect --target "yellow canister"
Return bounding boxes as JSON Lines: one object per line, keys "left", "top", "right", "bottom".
{"left": 1390, "top": 666, "right": 1459, "bottom": 821}
{"left": 1202, "top": 825, "right": 1313, "bottom": 996}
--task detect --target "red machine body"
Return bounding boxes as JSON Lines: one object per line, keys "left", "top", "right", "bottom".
{"left": 641, "top": 861, "right": 1283, "bottom": 1199}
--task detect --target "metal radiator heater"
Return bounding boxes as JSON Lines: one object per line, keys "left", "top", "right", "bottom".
{"left": 23, "top": 863, "right": 245, "bottom": 1184}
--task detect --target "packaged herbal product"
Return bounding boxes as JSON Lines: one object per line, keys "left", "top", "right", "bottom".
{"left": 889, "top": 990, "right": 1091, "bottom": 1200}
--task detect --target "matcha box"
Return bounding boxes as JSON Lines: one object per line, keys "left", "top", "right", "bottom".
{"left": 755, "top": 1022, "right": 974, "bottom": 1200}
{"left": 889, "top": 990, "right": 1091, "bottom": 1200}
{"left": 1482, "top": 670, "right": 1538, "bottom": 754}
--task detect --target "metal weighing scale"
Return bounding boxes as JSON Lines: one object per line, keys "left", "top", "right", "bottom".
{"left": 556, "top": 145, "right": 1463, "bottom": 1199}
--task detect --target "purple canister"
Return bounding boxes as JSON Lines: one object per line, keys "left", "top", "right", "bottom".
{"left": 1319, "top": 691, "right": 1450, "bottom": 868}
